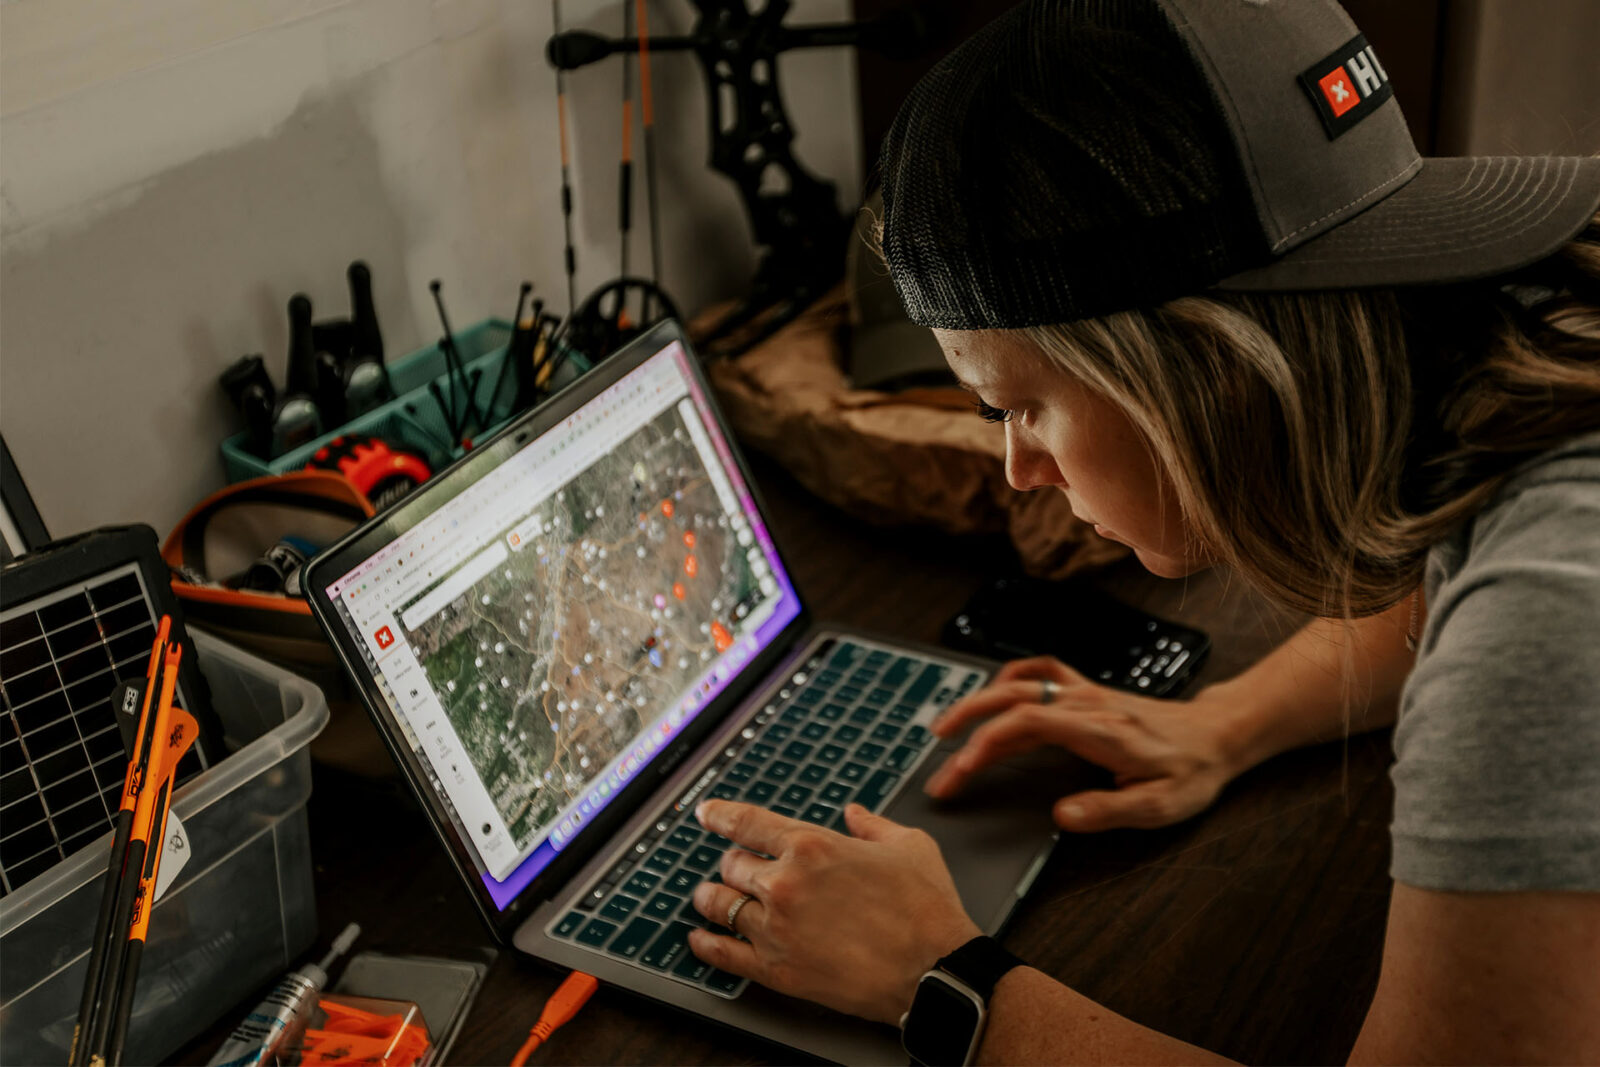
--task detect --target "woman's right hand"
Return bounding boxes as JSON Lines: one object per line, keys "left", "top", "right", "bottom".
{"left": 923, "top": 656, "right": 1243, "bottom": 832}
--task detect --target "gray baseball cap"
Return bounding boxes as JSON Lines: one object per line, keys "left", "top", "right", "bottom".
{"left": 879, "top": 0, "right": 1600, "bottom": 329}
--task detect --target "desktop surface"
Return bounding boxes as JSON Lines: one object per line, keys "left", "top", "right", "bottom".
{"left": 176, "top": 453, "right": 1393, "bottom": 1065}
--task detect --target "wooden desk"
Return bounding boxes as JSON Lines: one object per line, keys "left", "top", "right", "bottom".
{"left": 180, "top": 455, "right": 1394, "bottom": 1065}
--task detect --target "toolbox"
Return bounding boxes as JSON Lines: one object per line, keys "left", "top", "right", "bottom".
{"left": 0, "top": 632, "right": 329, "bottom": 1064}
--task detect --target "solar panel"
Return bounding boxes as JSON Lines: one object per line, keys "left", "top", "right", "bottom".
{"left": 0, "top": 529, "right": 218, "bottom": 898}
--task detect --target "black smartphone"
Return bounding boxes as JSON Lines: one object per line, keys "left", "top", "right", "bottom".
{"left": 942, "top": 576, "right": 1210, "bottom": 698}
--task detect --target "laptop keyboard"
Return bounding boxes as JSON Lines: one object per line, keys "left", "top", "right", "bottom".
{"left": 545, "top": 637, "right": 984, "bottom": 997}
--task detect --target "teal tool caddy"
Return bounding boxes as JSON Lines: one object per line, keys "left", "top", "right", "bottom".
{"left": 219, "top": 319, "right": 590, "bottom": 483}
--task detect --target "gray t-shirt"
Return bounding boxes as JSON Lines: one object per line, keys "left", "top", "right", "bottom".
{"left": 1392, "top": 431, "right": 1600, "bottom": 892}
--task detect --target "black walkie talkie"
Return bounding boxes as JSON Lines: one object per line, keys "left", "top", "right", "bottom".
{"left": 275, "top": 294, "right": 323, "bottom": 455}
{"left": 344, "top": 261, "right": 390, "bottom": 417}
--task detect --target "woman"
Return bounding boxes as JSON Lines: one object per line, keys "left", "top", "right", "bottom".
{"left": 684, "top": 0, "right": 1600, "bottom": 1062}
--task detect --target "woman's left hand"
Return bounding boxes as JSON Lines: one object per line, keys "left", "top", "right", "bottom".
{"left": 687, "top": 799, "right": 982, "bottom": 1026}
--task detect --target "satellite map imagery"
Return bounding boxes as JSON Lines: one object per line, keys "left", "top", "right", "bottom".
{"left": 401, "top": 404, "right": 772, "bottom": 852}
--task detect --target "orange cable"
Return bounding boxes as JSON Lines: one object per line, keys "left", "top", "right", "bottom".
{"left": 508, "top": 970, "right": 599, "bottom": 1067}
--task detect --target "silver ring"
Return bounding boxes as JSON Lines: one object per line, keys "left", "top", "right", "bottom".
{"left": 1040, "top": 679, "right": 1058, "bottom": 705}
{"left": 725, "top": 893, "right": 755, "bottom": 931}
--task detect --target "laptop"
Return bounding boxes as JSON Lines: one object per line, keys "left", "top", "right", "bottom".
{"left": 304, "top": 320, "right": 1060, "bottom": 1063}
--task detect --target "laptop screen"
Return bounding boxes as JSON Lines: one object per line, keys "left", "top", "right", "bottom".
{"left": 320, "top": 338, "right": 801, "bottom": 910}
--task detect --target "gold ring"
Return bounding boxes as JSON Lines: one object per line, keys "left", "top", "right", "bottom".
{"left": 726, "top": 893, "right": 755, "bottom": 931}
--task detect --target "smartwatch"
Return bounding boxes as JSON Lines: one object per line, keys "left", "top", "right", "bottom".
{"left": 899, "top": 936, "right": 1026, "bottom": 1067}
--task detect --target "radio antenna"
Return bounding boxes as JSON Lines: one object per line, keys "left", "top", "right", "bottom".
{"left": 636, "top": 0, "right": 664, "bottom": 304}
{"left": 618, "top": 0, "right": 635, "bottom": 289}
{"left": 553, "top": 0, "right": 579, "bottom": 317}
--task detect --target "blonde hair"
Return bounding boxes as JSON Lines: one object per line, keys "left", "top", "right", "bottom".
{"left": 1020, "top": 213, "right": 1600, "bottom": 618}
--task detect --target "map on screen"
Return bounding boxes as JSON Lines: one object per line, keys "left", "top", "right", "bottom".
{"left": 398, "top": 402, "right": 775, "bottom": 852}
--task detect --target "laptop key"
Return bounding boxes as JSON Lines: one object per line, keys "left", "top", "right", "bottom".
{"left": 685, "top": 845, "right": 724, "bottom": 872}
{"left": 780, "top": 784, "right": 813, "bottom": 806}
{"left": 680, "top": 897, "right": 710, "bottom": 926}
{"left": 782, "top": 741, "right": 814, "bottom": 761}
{"left": 855, "top": 741, "right": 886, "bottom": 763}
{"left": 709, "top": 783, "right": 740, "bottom": 801}
{"left": 855, "top": 769, "right": 901, "bottom": 812}
{"left": 763, "top": 760, "right": 796, "bottom": 782}
{"left": 764, "top": 724, "right": 794, "bottom": 743}
{"left": 888, "top": 703, "right": 918, "bottom": 723}
{"left": 801, "top": 802, "right": 836, "bottom": 825}
{"left": 780, "top": 706, "right": 807, "bottom": 724}
{"left": 906, "top": 725, "right": 933, "bottom": 747}
{"left": 724, "top": 762, "right": 756, "bottom": 785}
{"left": 849, "top": 705, "right": 878, "bottom": 724}
{"left": 828, "top": 644, "right": 860, "bottom": 670}
{"left": 834, "top": 724, "right": 863, "bottom": 744}
{"left": 602, "top": 894, "right": 641, "bottom": 922}
{"left": 817, "top": 744, "right": 846, "bottom": 764}
{"left": 578, "top": 918, "right": 618, "bottom": 947}
{"left": 836, "top": 686, "right": 863, "bottom": 703}
{"left": 800, "top": 721, "right": 830, "bottom": 741}
{"left": 798, "top": 763, "right": 829, "bottom": 785}
{"left": 673, "top": 947, "right": 713, "bottom": 982}
{"left": 838, "top": 761, "right": 869, "bottom": 783}
{"left": 820, "top": 781, "right": 852, "bottom": 805}
{"left": 578, "top": 885, "right": 608, "bottom": 910}
{"left": 706, "top": 970, "right": 747, "bottom": 996}
{"left": 904, "top": 666, "right": 947, "bottom": 704}
{"left": 865, "top": 650, "right": 892, "bottom": 667}
{"left": 816, "top": 669, "right": 842, "bottom": 687}
{"left": 883, "top": 656, "right": 916, "bottom": 687}
{"left": 866, "top": 687, "right": 896, "bottom": 706}
{"left": 609, "top": 917, "right": 662, "bottom": 960}
{"left": 885, "top": 745, "right": 919, "bottom": 772}
{"left": 641, "top": 921, "right": 697, "bottom": 971}
{"left": 872, "top": 722, "right": 902, "bottom": 743}
{"left": 747, "top": 742, "right": 776, "bottom": 762}
{"left": 666, "top": 826, "right": 702, "bottom": 850}
{"left": 645, "top": 892, "right": 681, "bottom": 919}
{"left": 771, "top": 805, "right": 798, "bottom": 818}
{"left": 624, "top": 870, "right": 661, "bottom": 896}
{"left": 664, "top": 869, "right": 699, "bottom": 895}
{"left": 796, "top": 687, "right": 825, "bottom": 706}
{"left": 645, "top": 848, "right": 682, "bottom": 873}
{"left": 744, "top": 780, "right": 778, "bottom": 804}
{"left": 818, "top": 703, "right": 847, "bottom": 721}
{"left": 849, "top": 669, "right": 877, "bottom": 688}
{"left": 553, "top": 911, "right": 587, "bottom": 938}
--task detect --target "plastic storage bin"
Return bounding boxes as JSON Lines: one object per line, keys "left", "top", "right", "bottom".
{"left": 0, "top": 631, "right": 329, "bottom": 1064}
{"left": 219, "top": 319, "right": 592, "bottom": 484}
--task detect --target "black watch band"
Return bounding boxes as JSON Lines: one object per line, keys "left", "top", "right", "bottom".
{"left": 902, "top": 936, "right": 1026, "bottom": 1067}
{"left": 935, "top": 935, "right": 1026, "bottom": 1001}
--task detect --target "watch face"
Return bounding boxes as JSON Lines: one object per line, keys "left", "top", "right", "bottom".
{"left": 902, "top": 974, "right": 984, "bottom": 1066}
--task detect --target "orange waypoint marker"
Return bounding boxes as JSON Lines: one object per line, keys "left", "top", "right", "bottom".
{"left": 683, "top": 531, "right": 696, "bottom": 548}
{"left": 711, "top": 621, "right": 733, "bottom": 653}
{"left": 683, "top": 555, "right": 698, "bottom": 578}
{"left": 661, "top": 499, "right": 675, "bottom": 518}
{"left": 672, "top": 582, "right": 685, "bottom": 600}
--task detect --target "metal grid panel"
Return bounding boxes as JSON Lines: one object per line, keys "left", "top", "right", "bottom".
{"left": 0, "top": 565, "right": 205, "bottom": 897}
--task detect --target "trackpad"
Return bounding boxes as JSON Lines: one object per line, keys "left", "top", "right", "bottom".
{"left": 885, "top": 746, "right": 1104, "bottom": 924}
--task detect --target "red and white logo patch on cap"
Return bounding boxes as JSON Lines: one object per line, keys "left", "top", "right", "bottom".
{"left": 1317, "top": 68, "right": 1359, "bottom": 118}
{"left": 1300, "top": 34, "right": 1393, "bottom": 139}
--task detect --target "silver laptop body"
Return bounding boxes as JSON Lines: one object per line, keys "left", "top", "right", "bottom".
{"left": 305, "top": 321, "right": 1058, "bottom": 1064}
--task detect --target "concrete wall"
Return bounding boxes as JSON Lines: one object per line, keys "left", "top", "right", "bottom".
{"left": 0, "top": 0, "right": 862, "bottom": 538}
